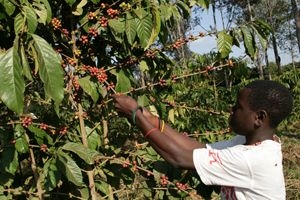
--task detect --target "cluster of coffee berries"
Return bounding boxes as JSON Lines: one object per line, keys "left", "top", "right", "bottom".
{"left": 72, "top": 76, "right": 80, "bottom": 91}
{"left": 88, "top": 27, "right": 98, "bottom": 37}
{"left": 176, "top": 182, "right": 188, "bottom": 191}
{"left": 67, "top": 58, "right": 77, "bottom": 66}
{"left": 107, "top": 8, "right": 119, "bottom": 18}
{"left": 22, "top": 117, "right": 33, "bottom": 128}
{"left": 172, "top": 38, "right": 187, "bottom": 49}
{"left": 59, "top": 126, "right": 68, "bottom": 135}
{"left": 84, "top": 66, "right": 108, "bottom": 83}
{"left": 99, "top": 16, "right": 108, "bottom": 27}
{"left": 61, "top": 28, "right": 69, "bottom": 37}
{"left": 40, "top": 144, "right": 48, "bottom": 152}
{"left": 160, "top": 175, "right": 169, "bottom": 186}
{"left": 88, "top": 12, "right": 97, "bottom": 20}
{"left": 51, "top": 18, "right": 62, "bottom": 30}
{"left": 159, "top": 79, "right": 167, "bottom": 86}
{"left": 106, "top": 82, "right": 115, "bottom": 91}
{"left": 39, "top": 123, "right": 48, "bottom": 130}
{"left": 119, "top": 2, "right": 131, "bottom": 10}
{"left": 145, "top": 49, "right": 156, "bottom": 59}
{"left": 80, "top": 35, "right": 89, "bottom": 44}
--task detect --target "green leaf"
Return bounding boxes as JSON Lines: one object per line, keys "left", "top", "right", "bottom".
{"left": 27, "top": 125, "right": 54, "bottom": 145}
{"left": 0, "top": 40, "right": 25, "bottom": 114}
{"left": 241, "top": 26, "right": 256, "bottom": 58}
{"left": 72, "top": 0, "right": 87, "bottom": 16}
{"left": 57, "top": 150, "right": 83, "bottom": 186}
{"left": 0, "top": 146, "right": 18, "bottom": 175}
{"left": 2, "top": 0, "right": 16, "bottom": 16}
{"left": 144, "top": 2, "right": 161, "bottom": 49}
{"left": 108, "top": 18, "right": 125, "bottom": 43}
{"left": 86, "top": 126, "right": 101, "bottom": 150}
{"left": 65, "top": 0, "right": 76, "bottom": 7}
{"left": 125, "top": 12, "right": 137, "bottom": 45}
{"left": 139, "top": 60, "right": 149, "bottom": 72}
{"left": 43, "top": 157, "right": 61, "bottom": 191}
{"left": 32, "top": 0, "right": 48, "bottom": 24}
{"left": 195, "top": 0, "right": 210, "bottom": 9}
{"left": 135, "top": 8, "right": 152, "bottom": 48}
{"left": 23, "top": 5, "right": 38, "bottom": 33}
{"left": 78, "top": 76, "right": 99, "bottom": 103}
{"left": 251, "top": 19, "right": 272, "bottom": 50}
{"left": 20, "top": 43, "right": 33, "bottom": 81}
{"left": 95, "top": 180, "right": 110, "bottom": 195}
{"left": 34, "top": 0, "right": 52, "bottom": 23}
{"left": 62, "top": 142, "right": 101, "bottom": 165}
{"left": 14, "top": 13, "right": 25, "bottom": 35}
{"left": 31, "top": 34, "right": 64, "bottom": 107}
{"left": 217, "top": 31, "right": 233, "bottom": 58}
{"left": 111, "top": 69, "right": 131, "bottom": 93}
{"left": 176, "top": 1, "right": 191, "bottom": 18}
{"left": 14, "top": 124, "right": 29, "bottom": 154}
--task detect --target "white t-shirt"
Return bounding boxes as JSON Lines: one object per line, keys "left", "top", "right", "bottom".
{"left": 193, "top": 135, "right": 286, "bottom": 200}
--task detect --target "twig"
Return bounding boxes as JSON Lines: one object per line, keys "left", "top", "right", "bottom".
{"left": 78, "top": 104, "right": 99, "bottom": 200}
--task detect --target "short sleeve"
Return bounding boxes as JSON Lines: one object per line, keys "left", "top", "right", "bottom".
{"left": 193, "top": 146, "right": 253, "bottom": 188}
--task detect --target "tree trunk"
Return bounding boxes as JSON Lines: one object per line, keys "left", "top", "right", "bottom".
{"left": 271, "top": 34, "right": 281, "bottom": 74}
{"left": 291, "top": 0, "right": 300, "bottom": 53}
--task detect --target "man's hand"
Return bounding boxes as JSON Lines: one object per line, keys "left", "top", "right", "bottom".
{"left": 112, "top": 94, "right": 138, "bottom": 119}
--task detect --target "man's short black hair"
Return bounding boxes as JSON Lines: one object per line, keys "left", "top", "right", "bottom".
{"left": 245, "top": 80, "right": 293, "bottom": 128}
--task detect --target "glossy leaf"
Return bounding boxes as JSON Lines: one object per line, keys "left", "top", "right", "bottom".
{"left": 32, "top": 34, "right": 64, "bottom": 107}
{"left": 0, "top": 146, "right": 18, "bottom": 175}
{"left": 14, "top": 13, "right": 25, "bottom": 34}
{"left": 217, "top": 31, "right": 233, "bottom": 58}
{"left": 145, "top": 2, "right": 161, "bottom": 49}
{"left": 43, "top": 157, "right": 61, "bottom": 191}
{"left": 72, "top": 0, "right": 87, "bottom": 16}
{"left": 135, "top": 8, "right": 152, "bottom": 48}
{"left": 0, "top": 40, "right": 25, "bottom": 114}
{"left": 125, "top": 12, "right": 137, "bottom": 45}
{"left": 23, "top": 5, "right": 38, "bottom": 33}
{"left": 108, "top": 18, "right": 125, "bottom": 43}
{"left": 78, "top": 76, "right": 99, "bottom": 103}
{"left": 241, "top": 26, "right": 256, "bottom": 58}
{"left": 14, "top": 125, "right": 29, "bottom": 154}
{"left": 27, "top": 125, "right": 54, "bottom": 145}
{"left": 32, "top": 0, "right": 49, "bottom": 24}
{"left": 1, "top": 0, "right": 15, "bottom": 16}
{"left": 196, "top": 0, "right": 210, "bottom": 9}
{"left": 58, "top": 150, "right": 83, "bottom": 186}
{"left": 37, "top": 0, "right": 52, "bottom": 23}
{"left": 20, "top": 43, "right": 33, "bottom": 81}
{"left": 62, "top": 142, "right": 101, "bottom": 165}
{"left": 251, "top": 19, "right": 272, "bottom": 50}
{"left": 65, "top": 0, "right": 76, "bottom": 7}
{"left": 111, "top": 69, "right": 131, "bottom": 93}
{"left": 176, "top": 1, "right": 191, "bottom": 18}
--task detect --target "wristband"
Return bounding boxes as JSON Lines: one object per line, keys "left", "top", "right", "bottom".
{"left": 132, "top": 106, "right": 143, "bottom": 124}
{"left": 160, "top": 120, "right": 165, "bottom": 132}
{"left": 145, "top": 128, "right": 159, "bottom": 138}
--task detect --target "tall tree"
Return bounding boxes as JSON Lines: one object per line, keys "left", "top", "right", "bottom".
{"left": 291, "top": 0, "right": 300, "bottom": 53}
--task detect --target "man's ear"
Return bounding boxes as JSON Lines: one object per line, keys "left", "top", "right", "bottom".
{"left": 254, "top": 110, "right": 268, "bottom": 127}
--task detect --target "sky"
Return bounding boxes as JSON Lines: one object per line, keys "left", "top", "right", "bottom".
{"left": 187, "top": 7, "right": 298, "bottom": 65}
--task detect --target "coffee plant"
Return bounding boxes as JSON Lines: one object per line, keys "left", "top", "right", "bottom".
{"left": 0, "top": 0, "right": 274, "bottom": 199}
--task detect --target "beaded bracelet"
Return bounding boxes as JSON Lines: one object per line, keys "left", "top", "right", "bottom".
{"left": 132, "top": 106, "right": 143, "bottom": 124}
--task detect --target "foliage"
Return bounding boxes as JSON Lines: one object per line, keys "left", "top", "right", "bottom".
{"left": 0, "top": 0, "right": 295, "bottom": 199}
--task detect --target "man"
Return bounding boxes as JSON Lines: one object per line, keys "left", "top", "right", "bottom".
{"left": 112, "top": 80, "right": 293, "bottom": 199}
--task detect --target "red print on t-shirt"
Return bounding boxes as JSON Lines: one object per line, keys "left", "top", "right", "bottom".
{"left": 221, "top": 186, "right": 237, "bottom": 200}
{"left": 208, "top": 149, "right": 222, "bottom": 165}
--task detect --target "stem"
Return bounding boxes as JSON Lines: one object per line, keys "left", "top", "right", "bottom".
{"left": 78, "top": 104, "right": 99, "bottom": 200}
{"left": 25, "top": 134, "right": 44, "bottom": 200}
